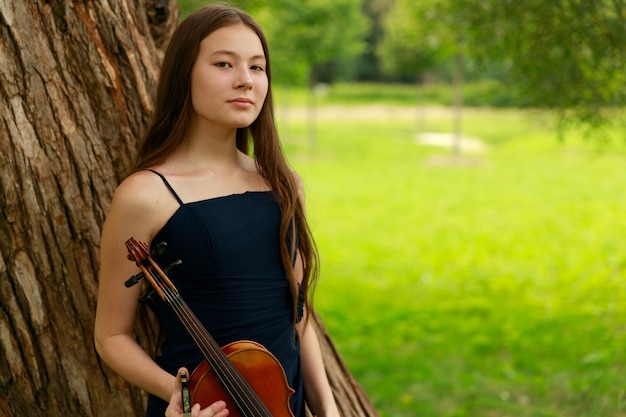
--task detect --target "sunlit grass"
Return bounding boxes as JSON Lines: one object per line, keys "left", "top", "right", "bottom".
{"left": 281, "top": 101, "right": 626, "bottom": 417}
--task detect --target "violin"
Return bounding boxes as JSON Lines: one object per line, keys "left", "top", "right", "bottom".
{"left": 125, "top": 237, "right": 295, "bottom": 417}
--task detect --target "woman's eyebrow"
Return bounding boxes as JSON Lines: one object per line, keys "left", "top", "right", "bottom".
{"left": 210, "top": 50, "right": 266, "bottom": 61}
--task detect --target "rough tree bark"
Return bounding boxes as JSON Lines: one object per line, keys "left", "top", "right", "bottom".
{"left": 0, "top": 1, "right": 378, "bottom": 416}
{"left": 308, "top": 311, "right": 380, "bottom": 417}
{"left": 0, "top": 1, "right": 177, "bottom": 415}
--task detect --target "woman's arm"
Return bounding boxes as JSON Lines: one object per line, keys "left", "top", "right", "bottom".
{"left": 292, "top": 170, "right": 340, "bottom": 416}
{"left": 297, "top": 313, "right": 340, "bottom": 417}
{"left": 94, "top": 171, "right": 178, "bottom": 401}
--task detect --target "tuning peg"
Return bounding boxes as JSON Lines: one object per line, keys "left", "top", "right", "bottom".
{"left": 124, "top": 271, "right": 145, "bottom": 288}
{"left": 163, "top": 259, "right": 182, "bottom": 274}
{"left": 138, "top": 288, "right": 157, "bottom": 304}
{"left": 151, "top": 242, "right": 168, "bottom": 258}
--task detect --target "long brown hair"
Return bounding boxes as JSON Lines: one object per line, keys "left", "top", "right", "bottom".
{"left": 134, "top": 3, "right": 318, "bottom": 326}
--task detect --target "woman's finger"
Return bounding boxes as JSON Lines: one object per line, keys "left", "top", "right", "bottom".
{"left": 197, "top": 400, "right": 229, "bottom": 417}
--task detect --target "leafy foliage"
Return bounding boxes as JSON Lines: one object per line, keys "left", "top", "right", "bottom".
{"left": 451, "top": 0, "right": 626, "bottom": 125}
{"left": 379, "top": 0, "right": 626, "bottom": 126}
{"left": 377, "top": 0, "right": 458, "bottom": 82}
{"left": 249, "top": 0, "right": 369, "bottom": 85}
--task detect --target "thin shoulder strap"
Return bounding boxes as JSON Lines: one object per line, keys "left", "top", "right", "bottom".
{"left": 147, "top": 169, "right": 184, "bottom": 206}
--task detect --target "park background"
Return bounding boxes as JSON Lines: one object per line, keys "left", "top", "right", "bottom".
{"left": 178, "top": 1, "right": 626, "bottom": 416}
{"left": 0, "top": 1, "right": 623, "bottom": 416}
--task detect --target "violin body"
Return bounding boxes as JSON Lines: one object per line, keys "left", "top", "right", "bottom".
{"left": 188, "top": 340, "right": 295, "bottom": 417}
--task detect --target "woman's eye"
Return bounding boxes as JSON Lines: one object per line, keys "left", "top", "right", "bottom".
{"left": 215, "top": 62, "right": 232, "bottom": 68}
{"left": 251, "top": 65, "right": 265, "bottom": 72}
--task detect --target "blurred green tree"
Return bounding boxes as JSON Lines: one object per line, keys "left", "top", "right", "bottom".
{"left": 353, "top": 0, "right": 396, "bottom": 81}
{"left": 456, "top": 0, "right": 626, "bottom": 127}
{"left": 377, "top": 0, "right": 458, "bottom": 82}
{"left": 244, "top": 0, "right": 369, "bottom": 86}
{"left": 380, "top": 0, "right": 626, "bottom": 127}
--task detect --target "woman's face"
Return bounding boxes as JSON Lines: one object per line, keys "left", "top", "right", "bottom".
{"left": 189, "top": 24, "right": 268, "bottom": 132}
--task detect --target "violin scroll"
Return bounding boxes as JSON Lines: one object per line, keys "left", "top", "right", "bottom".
{"left": 124, "top": 237, "right": 181, "bottom": 300}
{"left": 126, "top": 237, "right": 150, "bottom": 264}
{"left": 124, "top": 239, "right": 173, "bottom": 288}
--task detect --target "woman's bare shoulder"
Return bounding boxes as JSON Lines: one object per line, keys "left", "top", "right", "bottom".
{"left": 104, "top": 170, "right": 176, "bottom": 237}
{"left": 113, "top": 170, "right": 164, "bottom": 206}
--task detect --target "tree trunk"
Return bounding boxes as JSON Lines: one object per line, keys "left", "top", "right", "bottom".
{"left": 0, "top": 1, "right": 176, "bottom": 415}
{"left": 307, "top": 311, "right": 380, "bottom": 417}
{"left": 0, "top": 1, "right": 378, "bottom": 416}
{"left": 451, "top": 50, "right": 463, "bottom": 157}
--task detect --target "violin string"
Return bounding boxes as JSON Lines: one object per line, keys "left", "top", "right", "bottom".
{"left": 160, "top": 283, "right": 249, "bottom": 409}
{"left": 167, "top": 290, "right": 266, "bottom": 417}
{"left": 159, "top": 284, "right": 249, "bottom": 408}
{"left": 156, "top": 272, "right": 271, "bottom": 417}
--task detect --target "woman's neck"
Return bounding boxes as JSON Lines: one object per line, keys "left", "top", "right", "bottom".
{"left": 172, "top": 122, "right": 243, "bottom": 173}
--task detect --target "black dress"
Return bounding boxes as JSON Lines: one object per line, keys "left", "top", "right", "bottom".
{"left": 144, "top": 171, "right": 304, "bottom": 417}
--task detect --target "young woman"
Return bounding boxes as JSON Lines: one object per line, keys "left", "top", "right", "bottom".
{"left": 94, "top": 4, "right": 339, "bottom": 417}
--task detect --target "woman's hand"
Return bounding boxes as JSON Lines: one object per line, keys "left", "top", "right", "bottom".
{"left": 165, "top": 368, "right": 229, "bottom": 417}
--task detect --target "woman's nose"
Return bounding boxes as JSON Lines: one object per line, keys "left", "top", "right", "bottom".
{"left": 236, "top": 68, "right": 253, "bottom": 89}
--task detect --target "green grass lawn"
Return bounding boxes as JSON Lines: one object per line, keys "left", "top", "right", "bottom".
{"left": 279, "top": 97, "right": 626, "bottom": 417}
